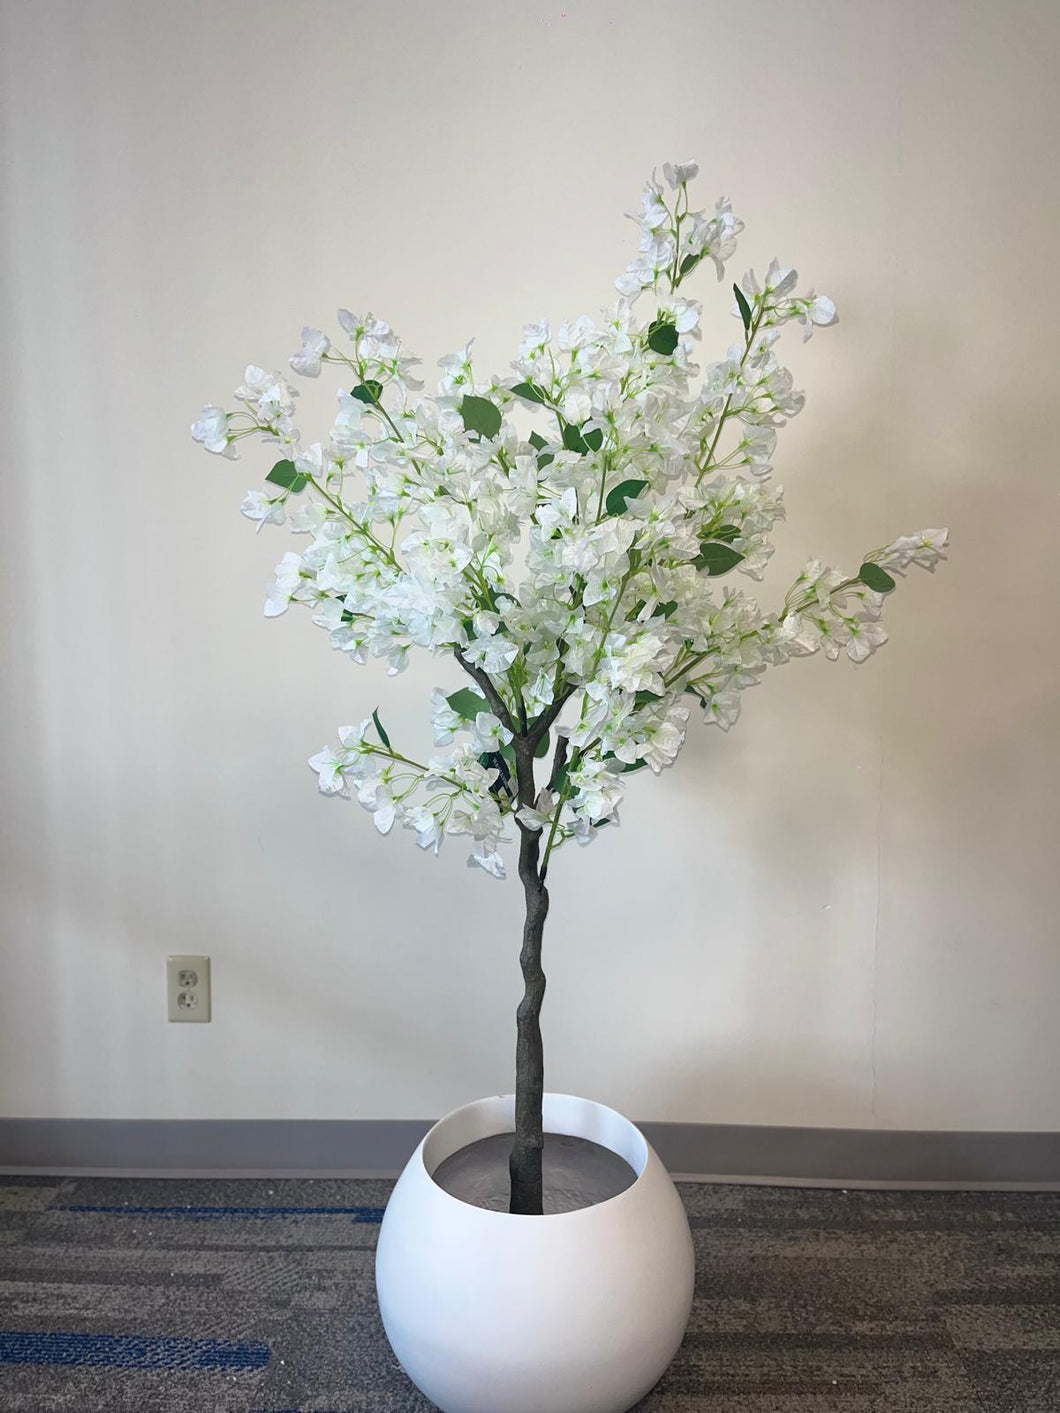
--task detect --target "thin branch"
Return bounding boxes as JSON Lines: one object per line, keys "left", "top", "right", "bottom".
{"left": 546, "top": 733, "right": 569, "bottom": 792}
{"left": 303, "top": 474, "right": 400, "bottom": 570}
{"left": 694, "top": 299, "right": 766, "bottom": 487}
{"left": 526, "top": 685, "right": 576, "bottom": 748}
{"left": 453, "top": 647, "right": 516, "bottom": 734}
{"left": 538, "top": 734, "right": 599, "bottom": 881}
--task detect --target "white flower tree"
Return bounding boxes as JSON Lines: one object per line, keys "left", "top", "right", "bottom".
{"left": 193, "top": 162, "right": 947, "bottom": 1215}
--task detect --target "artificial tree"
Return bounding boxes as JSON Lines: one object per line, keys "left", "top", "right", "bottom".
{"left": 193, "top": 161, "right": 947, "bottom": 1215}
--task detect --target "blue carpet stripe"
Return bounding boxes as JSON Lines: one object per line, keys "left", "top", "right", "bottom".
{"left": 59, "top": 1204, "right": 385, "bottom": 1221}
{"left": 0, "top": 1331, "right": 270, "bottom": 1370}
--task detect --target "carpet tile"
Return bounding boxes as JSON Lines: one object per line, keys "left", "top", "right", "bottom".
{"left": 1, "top": 1175, "right": 1058, "bottom": 1410}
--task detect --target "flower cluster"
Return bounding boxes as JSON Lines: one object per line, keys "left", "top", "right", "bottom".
{"left": 192, "top": 163, "right": 947, "bottom": 879}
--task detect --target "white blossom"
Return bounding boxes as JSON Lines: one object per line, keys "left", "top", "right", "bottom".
{"left": 464, "top": 633, "right": 519, "bottom": 675}
{"left": 193, "top": 160, "right": 948, "bottom": 880}
{"left": 241, "top": 489, "right": 285, "bottom": 527}
{"left": 308, "top": 746, "right": 347, "bottom": 795}
{"left": 637, "top": 703, "right": 689, "bottom": 772}
{"left": 405, "top": 804, "right": 444, "bottom": 853}
{"left": 469, "top": 711, "right": 513, "bottom": 754}
{"left": 662, "top": 160, "right": 699, "bottom": 189}
{"left": 264, "top": 551, "right": 304, "bottom": 617}
{"left": 290, "top": 327, "right": 330, "bottom": 378}
{"left": 430, "top": 688, "right": 465, "bottom": 745}
{"left": 844, "top": 617, "right": 888, "bottom": 663}
{"left": 568, "top": 755, "right": 624, "bottom": 824}
{"left": 876, "top": 529, "right": 949, "bottom": 573}
{"left": 191, "top": 405, "right": 236, "bottom": 458}
{"left": 468, "top": 847, "right": 506, "bottom": 879}
{"left": 235, "top": 366, "right": 298, "bottom": 419}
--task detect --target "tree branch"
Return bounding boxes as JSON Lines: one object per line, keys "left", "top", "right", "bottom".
{"left": 453, "top": 647, "right": 516, "bottom": 734}
{"left": 526, "top": 684, "right": 576, "bottom": 748}
{"left": 546, "top": 733, "right": 569, "bottom": 792}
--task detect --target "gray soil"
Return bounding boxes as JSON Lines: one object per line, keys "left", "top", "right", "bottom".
{"left": 430, "top": 1132, "right": 637, "bottom": 1214}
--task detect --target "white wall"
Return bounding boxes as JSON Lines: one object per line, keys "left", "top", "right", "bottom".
{"left": 2, "top": 0, "right": 1057, "bottom": 1131}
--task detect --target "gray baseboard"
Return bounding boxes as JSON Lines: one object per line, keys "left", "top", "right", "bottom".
{"left": 3, "top": 1118, "right": 1060, "bottom": 1189}
{"left": 0, "top": 1119, "right": 430, "bottom": 1179}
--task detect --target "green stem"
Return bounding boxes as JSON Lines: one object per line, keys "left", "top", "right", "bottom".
{"left": 538, "top": 734, "right": 600, "bottom": 878}
{"left": 362, "top": 744, "right": 468, "bottom": 796}
{"left": 539, "top": 775, "right": 572, "bottom": 878}
{"left": 695, "top": 300, "right": 766, "bottom": 487}
{"left": 304, "top": 476, "right": 400, "bottom": 570}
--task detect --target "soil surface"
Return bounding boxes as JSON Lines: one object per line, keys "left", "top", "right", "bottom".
{"left": 430, "top": 1132, "right": 637, "bottom": 1213}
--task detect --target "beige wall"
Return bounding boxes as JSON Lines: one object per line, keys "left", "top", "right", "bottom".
{"left": 2, "top": 0, "right": 1057, "bottom": 1130}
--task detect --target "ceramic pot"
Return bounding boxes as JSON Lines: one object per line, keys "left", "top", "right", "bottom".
{"left": 375, "top": 1092, "right": 694, "bottom": 1413}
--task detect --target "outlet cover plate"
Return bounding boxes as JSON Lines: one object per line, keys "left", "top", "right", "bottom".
{"left": 166, "top": 954, "right": 211, "bottom": 1023}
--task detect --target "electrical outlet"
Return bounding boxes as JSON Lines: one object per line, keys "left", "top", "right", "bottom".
{"left": 166, "top": 954, "right": 211, "bottom": 1023}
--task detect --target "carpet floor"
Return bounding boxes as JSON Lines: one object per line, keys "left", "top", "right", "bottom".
{"left": 1, "top": 1174, "right": 1058, "bottom": 1411}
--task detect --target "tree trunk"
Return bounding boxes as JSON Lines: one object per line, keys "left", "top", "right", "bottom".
{"left": 509, "top": 822, "right": 549, "bottom": 1215}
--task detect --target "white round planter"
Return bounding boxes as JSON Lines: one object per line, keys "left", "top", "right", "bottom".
{"left": 375, "top": 1093, "right": 694, "bottom": 1413}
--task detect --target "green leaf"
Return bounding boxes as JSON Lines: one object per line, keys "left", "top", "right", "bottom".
{"left": 561, "top": 421, "right": 588, "bottom": 454}
{"left": 679, "top": 252, "right": 702, "bottom": 277}
{"left": 511, "top": 380, "right": 548, "bottom": 405}
{"left": 351, "top": 380, "right": 382, "bottom": 404}
{"left": 694, "top": 542, "right": 745, "bottom": 576}
{"left": 647, "top": 320, "right": 679, "bottom": 356}
{"left": 460, "top": 395, "right": 502, "bottom": 440}
{"left": 711, "top": 524, "right": 741, "bottom": 543}
{"left": 620, "top": 759, "right": 647, "bottom": 774}
{"left": 655, "top": 600, "right": 678, "bottom": 619}
{"left": 604, "top": 478, "right": 649, "bottom": 516}
{"left": 534, "top": 729, "right": 550, "bottom": 760}
{"left": 558, "top": 419, "right": 602, "bottom": 455}
{"left": 446, "top": 688, "right": 485, "bottom": 720}
{"left": 733, "top": 283, "right": 753, "bottom": 334}
{"left": 528, "top": 429, "right": 554, "bottom": 467}
{"left": 551, "top": 762, "right": 569, "bottom": 794}
{"left": 371, "top": 708, "right": 391, "bottom": 750}
{"left": 633, "top": 689, "right": 663, "bottom": 709}
{"left": 859, "top": 561, "right": 897, "bottom": 593}
{"left": 265, "top": 459, "right": 307, "bottom": 493}
{"left": 266, "top": 459, "right": 297, "bottom": 486}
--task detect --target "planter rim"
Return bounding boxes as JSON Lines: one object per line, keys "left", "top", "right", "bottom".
{"left": 416, "top": 1091, "right": 651, "bottom": 1222}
